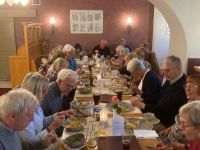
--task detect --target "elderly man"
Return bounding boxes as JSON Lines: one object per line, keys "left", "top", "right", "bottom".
{"left": 0, "top": 89, "right": 57, "bottom": 150}
{"left": 41, "top": 68, "right": 78, "bottom": 117}
{"left": 127, "top": 58, "right": 161, "bottom": 105}
{"left": 132, "top": 55, "right": 187, "bottom": 127}
{"left": 92, "top": 40, "right": 111, "bottom": 58}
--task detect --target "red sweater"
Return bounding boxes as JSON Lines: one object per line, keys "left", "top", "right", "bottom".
{"left": 189, "top": 140, "right": 200, "bottom": 150}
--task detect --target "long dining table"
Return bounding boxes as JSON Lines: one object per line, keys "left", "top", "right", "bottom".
{"left": 59, "top": 99, "right": 158, "bottom": 150}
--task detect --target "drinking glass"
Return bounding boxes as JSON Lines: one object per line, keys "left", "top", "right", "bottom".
{"left": 122, "top": 129, "right": 132, "bottom": 150}
{"left": 93, "top": 87, "right": 101, "bottom": 105}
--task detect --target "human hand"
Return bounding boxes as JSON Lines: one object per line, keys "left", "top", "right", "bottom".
{"left": 155, "top": 142, "right": 173, "bottom": 150}
{"left": 43, "top": 130, "right": 57, "bottom": 146}
{"left": 130, "top": 83, "right": 142, "bottom": 95}
{"left": 159, "top": 127, "right": 171, "bottom": 137}
{"left": 56, "top": 110, "right": 75, "bottom": 118}
{"left": 170, "top": 141, "right": 185, "bottom": 150}
{"left": 131, "top": 96, "right": 145, "bottom": 109}
{"left": 48, "top": 115, "right": 65, "bottom": 131}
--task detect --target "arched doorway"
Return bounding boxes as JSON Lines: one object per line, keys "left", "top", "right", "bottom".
{"left": 148, "top": 0, "right": 187, "bottom": 71}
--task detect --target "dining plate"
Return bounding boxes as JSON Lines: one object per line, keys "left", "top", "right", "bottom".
{"left": 143, "top": 113, "right": 160, "bottom": 125}
{"left": 63, "top": 133, "right": 85, "bottom": 148}
{"left": 62, "top": 119, "right": 84, "bottom": 132}
{"left": 135, "top": 119, "right": 153, "bottom": 130}
{"left": 106, "top": 101, "right": 133, "bottom": 113}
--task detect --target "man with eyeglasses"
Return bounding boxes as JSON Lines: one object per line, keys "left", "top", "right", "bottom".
{"left": 132, "top": 55, "right": 187, "bottom": 130}
{"left": 41, "top": 68, "right": 78, "bottom": 117}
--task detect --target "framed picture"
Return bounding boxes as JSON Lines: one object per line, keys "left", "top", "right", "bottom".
{"left": 32, "top": 0, "right": 41, "bottom": 5}
{"left": 70, "top": 10, "right": 103, "bottom": 34}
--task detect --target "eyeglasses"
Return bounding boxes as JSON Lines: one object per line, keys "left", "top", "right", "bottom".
{"left": 184, "top": 83, "right": 198, "bottom": 89}
{"left": 62, "top": 81, "right": 75, "bottom": 89}
{"left": 177, "top": 114, "right": 194, "bottom": 129}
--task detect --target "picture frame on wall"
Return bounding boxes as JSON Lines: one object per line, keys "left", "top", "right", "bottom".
{"left": 32, "top": 0, "right": 41, "bottom": 5}
{"left": 70, "top": 10, "right": 103, "bottom": 34}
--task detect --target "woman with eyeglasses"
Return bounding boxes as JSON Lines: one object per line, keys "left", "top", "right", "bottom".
{"left": 156, "top": 101, "right": 200, "bottom": 150}
{"left": 20, "top": 73, "right": 73, "bottom": 142}
{"left": 157, "top": 74, "right": 200, "bottom": 149}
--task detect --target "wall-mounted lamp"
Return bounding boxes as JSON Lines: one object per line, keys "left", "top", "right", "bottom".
{"left": 49, "top": 17, "right": 56, "bottom": 34}
{"left": 127, "top": 17, "right": 133, "bottom": 34}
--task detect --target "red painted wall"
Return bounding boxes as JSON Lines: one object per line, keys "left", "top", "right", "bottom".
{"left": 14, "top": 0, "right": 154, "bottom": 54}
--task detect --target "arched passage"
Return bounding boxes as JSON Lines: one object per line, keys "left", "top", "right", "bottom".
{"left": 148, "top": 0, "right": 187, "bottom": 71}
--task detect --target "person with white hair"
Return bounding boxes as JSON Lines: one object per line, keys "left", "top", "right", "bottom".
{"left": 41, "top": 68, "right": 78, "bottom": 117}
{"left": 92, "top": 40, "right": 111, "bottom": 58}
{"left": 0, "top": 89, "right": 57, "bottom": 150}
{"left": 132, "top": 55, "right": 187, "bottom": 129}
{"left": 20, "top": 73, "right": 73, "bottom": 142}
{"left": 111, "top": 45, "right": 128, "bottom": 68}
{"left": 127, "top": 58, "right": 161, "bottom": 105}
{"left": 119, "top": 38, "right": 131, "bottom": 52}
{"left": 49, "top": 57, "right": 69, "bottom": 82}
{"left": 156, "top": 101, "right": 200, "bottom": 150}
{"left": 62, "top": 44, "right": 77, "bottom": 71}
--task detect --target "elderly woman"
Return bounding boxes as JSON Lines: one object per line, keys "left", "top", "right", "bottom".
{"left": 63, "top": 44, "right": 77, "bottom": 71}
{"left": 112, "top": 45, "right": 128, "bottom": 68}
{"left": 63, "top": 44, "right": 84, "bottom": 75}
{"left": 49, "top": 57, "right": 69, "bottom": 82}
{"left": 20, "top": 73, "right": 72, "bottom": 142}
{"left": 156, "top": 101, "right": 200, "bottom": 150}
{"left": 158, "top": 74, "right": 200, "bottom": 149}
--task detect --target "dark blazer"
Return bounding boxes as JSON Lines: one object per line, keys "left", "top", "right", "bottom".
{"left": 142, "top": 70, "right": 161, "bottom": 105}
{"left": 91, "top": 44, "right": 111, "bottom": 57}
{"left": 143, "top": 74, "right": 187, "bottom": 127}
{"left": 41, "top": 82, "right": 72, "bottom": 117}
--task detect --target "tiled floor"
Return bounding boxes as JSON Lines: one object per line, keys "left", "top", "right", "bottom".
{"left": 0, "top": 81, "right": 11, "bottom": 88}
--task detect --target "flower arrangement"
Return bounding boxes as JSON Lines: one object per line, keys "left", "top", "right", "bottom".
{"left": 111, "top": 96, "right": 122, "bottom": 114}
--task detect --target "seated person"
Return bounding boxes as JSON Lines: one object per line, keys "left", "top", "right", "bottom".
{"left": 138, "top": 41, "right": 151, "bottom": 61}
{"left": 20, "top": 73, "right": 73, "bottom": 141}
{"left": 132, "top": 55, "right": 187, "bottom": 128}
{"left": 111, "top": 45, "right": 127, "bottom": 68}
{"left": 0, "top": 89, "right": 57, "bottom": 150}
{"left": 74, "top": 43, "right": 86, "bottom": 59}
{"left": 49, "top": 57, "right": 69, "bottom": 82}
{"left": 63, "top": 44, "right": 84, "bottom": 75}
{"left": 127, "top": 58, "right": 161, "bottom": 104}
{"left": 155, "top": 101, "right": 200, "bottom": 150}
{"left": 91, "top": 40, "right": 111, "bottom": 58}
{"left": 119, "top": 38, "right": 131, "bottom": 52}
{"left": 158, "top": 74, "right": 200, "bottom": 148}
{"left": 41, "top": 69, "right": 78, "bottom": 117}
{"left": 119, "top": 53, "right": 134, "bottom": 76}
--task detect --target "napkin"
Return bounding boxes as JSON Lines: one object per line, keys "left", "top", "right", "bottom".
{"left": 134, "top": 130, "right": 159, "bottom": 139}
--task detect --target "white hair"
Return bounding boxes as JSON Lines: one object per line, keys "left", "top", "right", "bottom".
{"left": 57, "top": 68, "right": 78, "bottom": 82}
{"left": 62, "top": 44, "right": 75, "bottom": 53}
{"left": 179, "top": 101, "right": 200, "bottom": 126}
{"left": 0, "top": 88, "right": 38, "bottom": 117}
{"left": 127, "top": 58, "right": 145, "bottom": 73}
